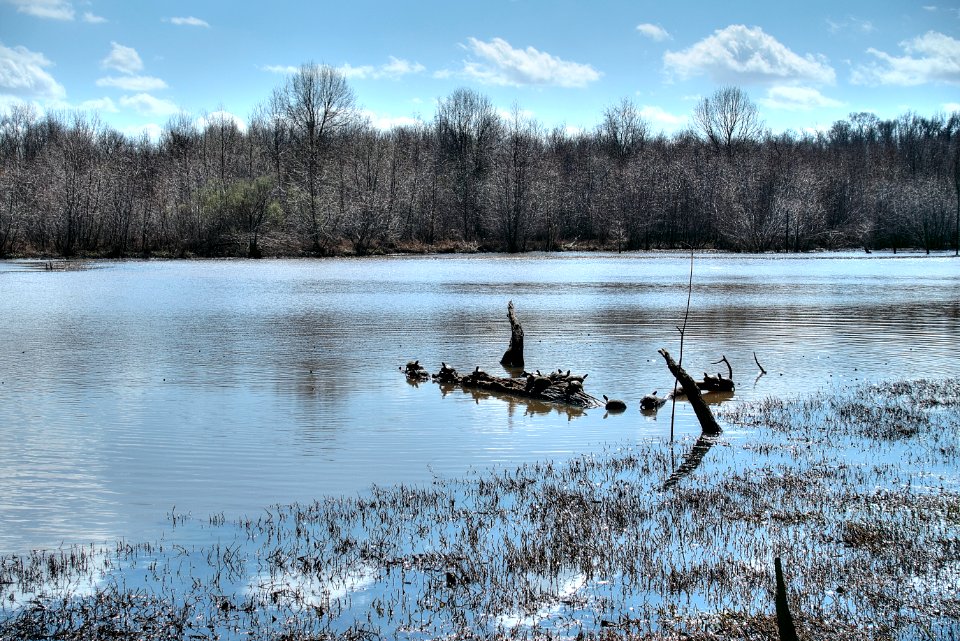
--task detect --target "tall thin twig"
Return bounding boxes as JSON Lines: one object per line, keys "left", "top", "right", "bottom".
{"left": 670, "top": 247, "right": 695, "bottom": 443}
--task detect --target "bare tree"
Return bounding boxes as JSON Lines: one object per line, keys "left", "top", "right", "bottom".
{"left": 693, "top": 86, "right": 764, "bottom": 156}
{"left": 435, "top": 88, "right": 500, "bottom": 242}
{"left": 0, "top": 105, "right": 38, "bottom": 256}
{"left": 272, "top": 63, "right": 356, "bottom": 252}
{"left": 950, "top": 112, "right": 960, "bottom": 256}
{"left": 489, "top": 104, "right": 543, "bottom": 252}
{"left": 599, "top": 97, "right": 648, "bottom": 165}
{"left": 340, "top": 121, "right": 396, "bottom": 254}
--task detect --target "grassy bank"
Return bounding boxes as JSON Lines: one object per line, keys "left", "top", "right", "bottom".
{"left": 2, "top": 380, "right": 959, "bottom": 640}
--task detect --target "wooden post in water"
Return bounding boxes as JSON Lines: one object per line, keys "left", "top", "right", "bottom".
{"left": 774, "top": 557, "right": 799, "bottom": 641}
{"left": 658, "top": 348, "right": 721, "bottom": 435}
{"left": 500, "top": 300, "right": 525, "bottom": 369}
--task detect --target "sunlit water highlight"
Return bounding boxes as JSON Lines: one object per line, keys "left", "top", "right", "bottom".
{"left": 0, "top": 251, "right": 957, "bottom": 554}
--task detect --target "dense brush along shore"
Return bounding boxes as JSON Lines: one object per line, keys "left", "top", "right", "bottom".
{"left": 2, "top": 379, "right": 959, "bottom": 640}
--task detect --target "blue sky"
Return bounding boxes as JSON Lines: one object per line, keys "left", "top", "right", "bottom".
{"left": 1, "top": 0, "right": 958, "bottom": 140}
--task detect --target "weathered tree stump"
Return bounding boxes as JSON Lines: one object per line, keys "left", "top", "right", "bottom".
{"left": 658, "top": 348, "right": 722, "bottom": 435}
{"left": 500, "top": 301, "right": 524, "bottom": 369}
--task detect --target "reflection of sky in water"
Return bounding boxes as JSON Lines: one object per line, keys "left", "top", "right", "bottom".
{"left": 247, "top": 564, "right": 379, "bottom": 608}
{"left": 0, "top": 251, "right": 958, "bottom": 553}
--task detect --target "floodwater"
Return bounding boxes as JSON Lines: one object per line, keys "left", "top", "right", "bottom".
{"left": 0, "top": 251, "right": 957, "bottom": 554}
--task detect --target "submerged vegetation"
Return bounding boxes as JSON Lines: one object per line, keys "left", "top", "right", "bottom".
{"left": 2, "top": 380, "right": 958, "bottom": 639}
{"left": 1, "top": 65, "right": 959, "bottom": 259}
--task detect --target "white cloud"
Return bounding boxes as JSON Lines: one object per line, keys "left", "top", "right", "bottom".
{"left": 664, "top": 25, "right": 836, "bottom": 85}
{"left": 497, "top": 106, "right": 536, "bottom": 122}
{"left": 361, "top": 109, "right": 421, "bottom": 130}
{"left": 636, "top": 23, "right": 670, "bottom": 42}
{"left": 261, "top": 64, "right": 299, "bottom": 75}
{"left": 119, "top": 93, "right": 179, "bottom": 116}
{"left": 381, "top": 56, "right": 425, "bottom": 77}
{"left": 760, "top": 85, "right": 844, "bottom": 110}
{"left": 102, "top": 42, "right": 143, "bottom": 74}
{"left": 339, "top": 56, "right": 425, "bottom": 80}
{"left": 826, "top": 17, "right": 875, "bottom": 35}
{"left": 77, "top": 96, "right": 117, "bottom": 112}
{"left": 638, "top": 105, "right": 686, "bottom": 129}
{"left": 4, "top": 0, "right": 74, "bottom": 20}
{"left": 96, "top": 75, "right": 168, "bottom": 91}
{"left": 82, "top": 11, "right": 106, "bottom": 23}
{"left": 167, "top": 16, "right": 210, "bottom": 28}
{"left": 852, "top": 31, "right": 960, "bottom": 86}
{"left": 944, "top": 102, "right": 960, "bottom": 113}
{"left": 122, "top": 122, "right": 164, "bottom": 142}
{"left": 196, "top": 110, "right": 247, "bottom": 131}
{"left": 338, "top": 63, "right": 374, "bottom": 79}
{"left": 0, "top": 42, "right": 66, "bottom": 99}
{"left": 461, "top": 37, "right": 601, "bottom": 88}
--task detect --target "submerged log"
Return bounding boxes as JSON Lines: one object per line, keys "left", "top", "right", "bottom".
{"left": 500, "top": 301, "right": 525, "bottom": 368}
{"left": 658, "top": 348, "right": 722, "bottom": 435}
{"left": 427, "top": 364, "right": 602, "bottom": 409}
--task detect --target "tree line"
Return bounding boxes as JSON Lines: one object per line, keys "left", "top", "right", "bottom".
{"left": 1, "top": 64, "right": 958, "bottom": 258}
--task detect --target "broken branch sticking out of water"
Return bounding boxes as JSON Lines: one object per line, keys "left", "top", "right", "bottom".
{"left": 658, "top": 348, "right": 722, "bottom": 435}
{"left": 754, "top": 351, "right": 767, "bottom": 376}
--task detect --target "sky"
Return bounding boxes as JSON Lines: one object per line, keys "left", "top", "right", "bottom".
{"left": 1, "top": 0, "right": 958, "bottom": 140}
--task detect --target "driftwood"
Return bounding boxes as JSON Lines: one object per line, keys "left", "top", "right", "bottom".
{"left": 658, "top": 348, "right": 722, "bottom": 435}
{"left": 428, "top": 363, "right": 602, "bottom": 409}
{"left": 698, "top": 355, "right": 735, "bottom": 392}
{"left": 500, "top": 301, "right": 524, "bottom": 368}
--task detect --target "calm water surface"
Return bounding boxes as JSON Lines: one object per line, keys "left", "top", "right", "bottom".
{"left": 0, "top": 252, "right": 957, "bottom": 554}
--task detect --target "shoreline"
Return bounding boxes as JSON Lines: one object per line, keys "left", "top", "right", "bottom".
{"left": 1, "top": 244, "right": 952, "bottom": 263}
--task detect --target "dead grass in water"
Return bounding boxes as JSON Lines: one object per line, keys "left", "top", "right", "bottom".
{"left": 2, "top": 379, "right": 959, "bottom": 640}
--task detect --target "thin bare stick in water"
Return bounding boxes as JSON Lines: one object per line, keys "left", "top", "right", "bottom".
{"left": 754, "top": 351, "right": 767, "bottom": 376}
{"left": 670, "top": 248, "right": 695, "bottom": 442}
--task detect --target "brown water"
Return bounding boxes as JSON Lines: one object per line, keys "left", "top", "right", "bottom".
{"left": 0, "top": 251, "right": 957, "bottom": 554}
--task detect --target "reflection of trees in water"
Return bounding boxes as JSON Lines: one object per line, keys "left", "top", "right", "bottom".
{"left": 255, "top": 312, "right": 358, "bottom": 452}
{"left": 260, "top": 311, "right": 355, "bottom": 399}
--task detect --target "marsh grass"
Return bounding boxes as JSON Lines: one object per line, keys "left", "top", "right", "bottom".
{"left": 2, "top": 380, "right": 959, "bottom": 640}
